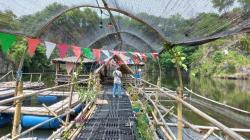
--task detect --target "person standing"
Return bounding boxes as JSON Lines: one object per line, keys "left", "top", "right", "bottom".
{"left": 113, "top": 67, "right": 122, "bottom": 98}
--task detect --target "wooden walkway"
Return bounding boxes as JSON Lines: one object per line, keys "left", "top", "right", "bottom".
{"left": 76, "top": 85, "right": 136, "bottom": 140}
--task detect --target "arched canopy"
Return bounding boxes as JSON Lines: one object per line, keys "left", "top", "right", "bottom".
{"left": 0, "top": 0, "right": 250, "bottom": 53}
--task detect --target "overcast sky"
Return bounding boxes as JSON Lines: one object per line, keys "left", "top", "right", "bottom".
{"left": 0, "top": 0, "right": 239, "bottom": 18}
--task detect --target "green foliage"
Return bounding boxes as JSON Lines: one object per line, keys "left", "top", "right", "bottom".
{"left": 190, "top": 36, "right": 250, "bottom": 77}
{"left": 0, "top": 10, "right": 19, "bottom": 30}
{"left": 135, "top": 113, "right": 153, "bottom": 140}
{"left": 212, "top": 51, "right": 224, "bottom": 63}
{"left": 239, "top": 36, "right": 250, "bottom": 53}
{"left": 212, "top": 0, "right": 235, "bottom": 12}
{"left": 7, "top": 38, "right": 50, "bottom": 72}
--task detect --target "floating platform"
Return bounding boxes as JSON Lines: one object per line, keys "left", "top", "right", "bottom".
{"left": 77, "top": 85, "right": 136, "bottom": 140}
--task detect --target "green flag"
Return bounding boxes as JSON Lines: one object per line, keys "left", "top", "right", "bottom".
{"left": 145, "top": 53, "right": 152, "bottom": 59}
{"left": 0, "top": 32, "right": 17, "bottom": 53}
{"left": 82, "top": 48, "right": 92, "bottom": 59}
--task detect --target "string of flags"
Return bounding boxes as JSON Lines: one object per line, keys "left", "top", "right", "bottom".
{"left": 0, "top": 32, "right": 158, "bottom": 63}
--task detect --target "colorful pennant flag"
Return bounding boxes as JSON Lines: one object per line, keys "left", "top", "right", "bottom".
{"left": 112, "top": 50, "right": 119, "bottom": 55}
{"left": 71, "top": 45, "right": 81, "bottom": 58}
{"left": 57, "top": 44, "right": 68, "bottom": 58}
{"left": 44, "top": 41, "right": 56, "bottom": 59}
{"left": 141, "top": 53, "right": 147, "bottom": 62}
{"left": 27, "top": 38, "right": 41, "bottom": 57}
{"left": 93, "top": 49, "right": 101, "bottom": 61}
{"left": 82, "top": 48, "right": 92, "bottom": 59}
{"left": 102, "top": 50, "right": 110, "bottom": 58}
{"left": 146, "top": 53, "right": 152, "bottom": 59}
{"left": 0, "top": 32, "right": 17, "bottom": 54}
{"left": 151, "top": 52, "right": 158, "bottom": 59}
{"left": 66, "top": 62, "right": 75, "bottom": 75}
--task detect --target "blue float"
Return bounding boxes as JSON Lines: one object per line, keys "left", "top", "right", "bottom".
{"left": 21, "top": 115, "right": 61, "bottom": 129}
{"left": 37, "top": 95, "right": 58, "bottom": 103}
{"left": 0, "top": 114, "right": 12, "bottom": 127}
{"left": 21, "top": 103, "right": 84, "bottom": 129}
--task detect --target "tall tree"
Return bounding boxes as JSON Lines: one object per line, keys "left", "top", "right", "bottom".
{"left": 212, "top": 0, "right": 235, "bottom": 12}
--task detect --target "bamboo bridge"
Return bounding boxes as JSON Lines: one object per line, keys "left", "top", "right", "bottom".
{"left": 0, "top": 72, "right": 250, "bottom": 140}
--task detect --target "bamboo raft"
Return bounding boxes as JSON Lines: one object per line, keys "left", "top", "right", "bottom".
{"left": 0, "top": 92, "right": 79, "bottom": 116}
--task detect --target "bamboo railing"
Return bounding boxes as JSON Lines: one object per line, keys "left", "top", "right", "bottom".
{"left": 130, "top": 76, "right": 246, "bottom": 140}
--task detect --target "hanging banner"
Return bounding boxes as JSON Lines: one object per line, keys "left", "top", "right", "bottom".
{"left": 151, "top": 52, "right": 158, "bottom": 59}
{"left": 112, "top": 50, "right": 119, "bottom": 55}
{"left": 57, "top": 44, "right": 68, "bottom": 58}
{"left": 66, "top": 62, "right": 75, "bottom": 75}
{"left": 102, "top": 50, "right": 110, "bottom": 58}
{"left": 0, "top": 32, "right": 17, "bottom": 54}
{"left": 141, "top": 53, "right": 147, "bottom": 62}
{"left": 71, "top": 45, "right": 81, "bottom": 58}
{"left": 44, "top": 41, "right": 56, "bottom": 59}
{"left": 93, "top": 49, "right": 101, "bottom": 61}
{"left": 27, "top": 38, "right": 41, "bottom": 57}
{"left": 82, "top": 48, "right": 92, "bottom": 59}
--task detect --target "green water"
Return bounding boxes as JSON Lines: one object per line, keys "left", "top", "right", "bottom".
{"left": 147, "top": 71, "right": 250, "bottom": 128}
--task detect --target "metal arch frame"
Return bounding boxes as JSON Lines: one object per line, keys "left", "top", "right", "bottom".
{"left": 86, "top": 31, "right": 155, "bottom": 51}
{"left": 107, "top": 41, "right": 143, "bottom": 52}
{"left": 34, "top": 4, "right": 170, "bottom": 49}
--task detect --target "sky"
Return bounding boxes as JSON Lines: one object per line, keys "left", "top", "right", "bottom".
{"left": 0, "top": 0, "right": 225, "bottom": 18}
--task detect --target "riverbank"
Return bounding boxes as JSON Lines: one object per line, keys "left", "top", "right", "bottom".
{"left": 190, "top": 34, "right": 250, "bottom": 79}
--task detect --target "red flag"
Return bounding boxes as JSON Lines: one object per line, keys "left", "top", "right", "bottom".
{"left": 93, "top": 49, "right": 101, "bottom": 61}
{"left": 141, "top": 53, "right": 147, "bottom": 62}
{"left": 27, "top": 38, "right": 41, "bottom": 57}
{"left": 151, "top": 52, "right": 158, "bottom": 59}
{"left": 112, "top": 50, "right": 119, "bottom": 55}
{"left": 132, "top": 55, "right": 140, "bottom": 64}
{"left": 57, "top": 44, "right": 68, "bottom": 58}
{"left": 71, "top": 45, "right": 81, "bottom": 58}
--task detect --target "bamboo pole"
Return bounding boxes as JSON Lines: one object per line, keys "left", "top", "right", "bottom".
{"left": 157, "top": 104, "right": 201, "bottom": 133}
{"left": 139, "top": 88, "right": 176, "bottom": 139}
{"left": 202, "top": 128, "right": 215, "bottom": 140}
{"left": 151, "top": 112, "right": 173, "bottom": 140}
{"left": 166, "top": 123, "right": 250, "bottom": 133}
{"left": 12, "top": 108, "right": 75, "bottom": 140}
{"left": 11, "top": 82, "right": 23, "bottom": 139}
{"left": 65, "top": 79, "right": 74, "bottom": 125}
{"left": 131, "top": 77, "right": 245, "bottom": 140}
{"left": 0, "top": 78, "right": 91, "bottom": 105}
{"left": 42, "top": 104, "right": 66, "bottom": 125}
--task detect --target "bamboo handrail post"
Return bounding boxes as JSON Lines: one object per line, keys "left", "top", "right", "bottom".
{"left": 11, "top": 82, "right": 23, "bottom": 139}
{"left": 176, "top": 87, "right": 183, "bottom": 140}
{"left": 65, "top": 80, "right": 74, "bottom": 125}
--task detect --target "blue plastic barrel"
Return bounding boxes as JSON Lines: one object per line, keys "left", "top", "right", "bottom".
{"left": 21, "top": 115, "right": 60, "bottom": 129}
{"left": 37, "top": 96, "right": 58, "bottom": 103}
{"left": 0, "top": 114, "right": 12, "bottom": 127}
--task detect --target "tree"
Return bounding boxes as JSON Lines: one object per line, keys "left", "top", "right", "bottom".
{"left": 212, "top": 0, "right": 235, "bottom": 12}
{"left": 0, "top": 10, "right": 19, "bottom": 30}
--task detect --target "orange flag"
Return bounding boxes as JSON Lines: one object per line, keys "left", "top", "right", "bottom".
{"left": 27, "top": 38, "right": 41, "bottom": 57}
{"left": 71, "top": 45, "right": 81, "bottom": 58}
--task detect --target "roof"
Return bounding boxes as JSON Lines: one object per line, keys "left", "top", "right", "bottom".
{"left": 52, "top": 57, "right": 95, "bottom": 64}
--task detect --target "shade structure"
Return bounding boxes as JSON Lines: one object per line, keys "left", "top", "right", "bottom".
{"left": 0, "top": 0, "right": 250, "bottom": 53}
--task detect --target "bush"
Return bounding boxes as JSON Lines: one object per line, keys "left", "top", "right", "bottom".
{"left": 212, "top": 51, "right": 224, "bottom": 63}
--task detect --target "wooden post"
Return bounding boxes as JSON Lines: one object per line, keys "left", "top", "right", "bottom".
{"left": 65, "top": 78, "right": 74, "bottom": 125}
{"left": 12, "top": 82, "right": 23, "bottom": 139}
{"left": 177, "top": 87, "right": 183, "bottom": 140}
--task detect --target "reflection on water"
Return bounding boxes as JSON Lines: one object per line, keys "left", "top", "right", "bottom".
{"left": 147, "top": 71, "right": 250, "bottom": 112}
{"left": 147, "top": 71, "right": 250, "bottom": 129}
